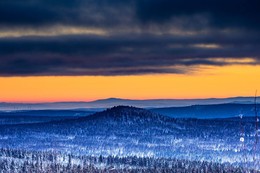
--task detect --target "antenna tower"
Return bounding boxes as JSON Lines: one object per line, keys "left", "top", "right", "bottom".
{"left": 254, "top": 90, "right": 259, "bottom": 162}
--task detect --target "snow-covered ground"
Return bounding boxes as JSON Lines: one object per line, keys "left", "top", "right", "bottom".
{"left": 0, "top": 106, "right": 259, "bottom": 171}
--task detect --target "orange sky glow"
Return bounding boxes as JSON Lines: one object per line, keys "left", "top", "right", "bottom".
{"left": 1, "top": 64, "right": 260, "bottom": 103}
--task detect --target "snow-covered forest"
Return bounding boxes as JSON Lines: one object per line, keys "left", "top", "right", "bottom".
{"left": 0, "top": 148, "right": 257, "bottom": 173}
{"left": 0, "top": 106, "right": 259, "bottom": 172}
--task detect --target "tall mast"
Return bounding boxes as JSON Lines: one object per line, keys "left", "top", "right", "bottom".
{"left": 239, "top": 113, "right": 246, "bottom": 163}
{"left": 239, "top": 113, "right": 244, "bottom": 146}
{"left": 254, "top": 90, "right": 258, "bottom": 161}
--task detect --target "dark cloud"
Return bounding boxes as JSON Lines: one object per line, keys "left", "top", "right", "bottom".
{"left": 0, "top": 1, "right": 66, "bottom": 27}
{"left": 0, "top": 0, "right": 259, "bottom": 76}
{"left": 1, "top": 0, "right": 259, "bottom": 29}
{"left": 0, "top": 0, "right": 133, "bottom": 28}
{"left": 136, "top": 0, "right": 260, "bottom": 30}
{"left": 0, "top": 34, "right": 259, "bottom": 76}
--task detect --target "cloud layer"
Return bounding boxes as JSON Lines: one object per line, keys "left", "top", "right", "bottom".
{"left": 0, "top": 0, "right": 259, "bottom": 76}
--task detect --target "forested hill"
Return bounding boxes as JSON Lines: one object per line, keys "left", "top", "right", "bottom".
{"left": 75, "top": 105, "right": 173, "bottom": 123}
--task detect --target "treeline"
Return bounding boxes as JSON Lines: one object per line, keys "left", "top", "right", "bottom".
{"left": 0, "top": 148, "right": 258, "bottom": 173}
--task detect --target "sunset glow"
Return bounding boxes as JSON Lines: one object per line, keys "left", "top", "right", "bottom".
{"left": 0, "top": 65, "right": 259, "bottom": 103}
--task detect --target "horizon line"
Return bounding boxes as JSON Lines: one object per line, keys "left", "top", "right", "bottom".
{"left": 0, "top": 96, "right": 259, "bottom": 104}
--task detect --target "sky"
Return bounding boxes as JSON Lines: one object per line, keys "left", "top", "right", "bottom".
{"left": 0, "top": 0, "right": 260, "bottom": 102}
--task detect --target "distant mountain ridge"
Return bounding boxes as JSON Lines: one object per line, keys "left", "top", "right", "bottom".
{"left": 151, "top": 103, "right": 259, "bottom": 119}
{"left": 0, "top": 96, "right": 259, "bottom": 111}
